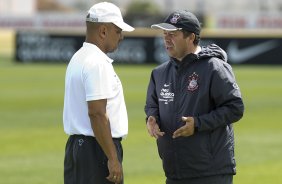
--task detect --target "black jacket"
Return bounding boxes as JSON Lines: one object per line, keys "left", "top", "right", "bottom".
{"left": 145, "top": 44, "right": 244, "bottom": 179}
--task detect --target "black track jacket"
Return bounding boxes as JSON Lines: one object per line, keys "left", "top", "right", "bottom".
{"left": 145, "top": 44, "right": 244, "bottom": 179}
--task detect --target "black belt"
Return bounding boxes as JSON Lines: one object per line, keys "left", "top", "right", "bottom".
{"left": 71, "top": 134, "right": 122, "bottom": 142}
{"left": 113, "top": 137, "right": 122, "bottom": 141}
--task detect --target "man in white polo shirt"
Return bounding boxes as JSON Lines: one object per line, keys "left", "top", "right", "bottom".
{"left": 63, "top": 2, "right": 134, "bottom": 184}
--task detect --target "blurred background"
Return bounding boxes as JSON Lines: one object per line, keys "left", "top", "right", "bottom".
{"left": 1, "top": 0, "right": 282, "bottom": 64}
{"left": 1, "top": 0, "right": 282, "bottom": 184}
{"left": 1, "top": 0, "right": 282, "bottom": 29}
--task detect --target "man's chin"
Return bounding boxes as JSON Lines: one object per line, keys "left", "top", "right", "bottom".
{"left": 166, "top": 50, "right": 175, "bottom": 57}
{"left": 108, "top": 47, "right": 118, "bottom": 54}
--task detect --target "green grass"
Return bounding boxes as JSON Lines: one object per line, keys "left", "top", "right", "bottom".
{"left": 1, "top": 56, "right": 282, "bottom": 183}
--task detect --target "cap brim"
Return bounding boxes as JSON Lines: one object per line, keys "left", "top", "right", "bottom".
{"left": 113, "top": 22, "right": 135, "bottom": 32}
{"left": 151, "top": 23, "right": 182, "bottom": 31}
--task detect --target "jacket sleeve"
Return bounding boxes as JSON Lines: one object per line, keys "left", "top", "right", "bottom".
{"left": 144, "top": 70, "right": 160, "bottom": 123}
{"left": 195, "top": 61, "right": 244, "bottom": 131}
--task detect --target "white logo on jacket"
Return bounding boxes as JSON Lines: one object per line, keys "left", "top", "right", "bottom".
{"left": 159, "top": 83, "right": 174, "bottom": 104}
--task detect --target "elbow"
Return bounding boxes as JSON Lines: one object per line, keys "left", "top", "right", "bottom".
{"left": 88, "top": 111, "right": 106, "bottom": 122}
{"left": 233, "top": 101, "right": 245, "bottom": 122}
{"left": 238, "top": 99, "right": 245, "bottom": 118}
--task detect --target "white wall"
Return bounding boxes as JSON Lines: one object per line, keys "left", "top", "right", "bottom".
{"left": 0, "top": 0, "right": 36, "bottom": 16}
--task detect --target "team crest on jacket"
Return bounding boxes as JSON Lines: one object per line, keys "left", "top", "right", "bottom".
{"left": 188, "top": 72, "right": 199, "bottom": 92}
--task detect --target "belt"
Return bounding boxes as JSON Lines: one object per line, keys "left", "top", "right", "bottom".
{"left": 71, "top": 134, "right": 122, "bottom": 141}
{"left": 112, "top": 137, "right": 122, "bottom": 141}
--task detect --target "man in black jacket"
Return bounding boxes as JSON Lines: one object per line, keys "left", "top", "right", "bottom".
{"left": 145, "top": 10, "right": 244, "bottom": 184}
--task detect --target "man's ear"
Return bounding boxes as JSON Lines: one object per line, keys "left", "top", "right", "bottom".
{"left": 185, "top": 33, "right": 195, "bottom": 44}
{"left": 99, "top": 24, "right": 107, "bottom": 39}
{"left": 190, "top": 33, "right": 196, "bottom": 43}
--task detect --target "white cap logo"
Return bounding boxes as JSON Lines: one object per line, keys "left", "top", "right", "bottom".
{"left": 170, "top": 13, "right": 180, "bottom": 24}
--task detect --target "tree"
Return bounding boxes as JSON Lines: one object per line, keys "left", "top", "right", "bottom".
{"left": 124, "top": 0, "right": 163, "bottom": 27}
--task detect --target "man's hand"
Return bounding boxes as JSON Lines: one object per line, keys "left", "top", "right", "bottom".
{"left": 106, "top": 159, "right": 123, "bottom": 184}
{"left": 88, "top": 100, "right": 123, "bottom": 184}
{"left": 172, "top": 116, "right": 195, "bottom": 138}
{"left": 146, "top": 116, "right": 165, "bottom": 139}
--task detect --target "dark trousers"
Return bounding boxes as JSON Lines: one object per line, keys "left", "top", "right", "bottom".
{"left": 166, "top": 174, "right": 233, "bottom": 184}
{"left": 64, "top": 135, "right": 123, "bottom": 184}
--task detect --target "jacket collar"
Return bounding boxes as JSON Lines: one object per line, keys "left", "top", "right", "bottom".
{"left": 170, "top": 53, "right": 199, "bottom": 68}
{"left": 169, "top": 46, "right": 201, "bottom": 67}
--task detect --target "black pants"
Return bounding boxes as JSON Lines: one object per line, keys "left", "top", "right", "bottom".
{"left": 166, "top": 174, "right": 233, "bottom": 184}
{"left": 64, "top": 135, "right": 123, "bottom": 184}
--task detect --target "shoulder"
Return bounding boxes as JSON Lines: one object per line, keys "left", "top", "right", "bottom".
{"left": 200, "top": 57, "right": 232, "bottom": 72}
{"left": 201, "top": 58, "right": 236, "bottom": 81}
{"left": 82, "top": 58, "right": 112, "bottom": 80}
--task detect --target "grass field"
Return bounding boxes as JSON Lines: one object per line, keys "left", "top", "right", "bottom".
{"left": 1, "top": 52, "right": 282, "bottom": 183}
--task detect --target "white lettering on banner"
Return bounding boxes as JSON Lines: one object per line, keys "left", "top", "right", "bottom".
{"left": 154, "top": 37, "right": 169, "bottom": 63}
{"left": 17, "top": 33, "right": 76, "bottom": 62}
{"left": 108, "top": 40, "right": 146, "bottom": 63}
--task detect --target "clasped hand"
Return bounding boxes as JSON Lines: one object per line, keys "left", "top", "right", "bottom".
{"left": 146, "top": 116, "right": 195, "bottom": 139}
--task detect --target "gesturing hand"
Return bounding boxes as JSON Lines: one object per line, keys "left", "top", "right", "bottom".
{"left": 172, "top": 116, "right": 195, "bottom": 138}
{"left": 146, "top": 116, "right": 165, "bottom": 139}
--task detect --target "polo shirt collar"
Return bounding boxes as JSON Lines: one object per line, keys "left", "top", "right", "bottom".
{"left": 83, "top": 42, "right": 114, "bottom": 63}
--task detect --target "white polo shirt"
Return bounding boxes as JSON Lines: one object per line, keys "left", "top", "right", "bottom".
{"left": 63, "top": 42, "right": 128, "bottom": 138}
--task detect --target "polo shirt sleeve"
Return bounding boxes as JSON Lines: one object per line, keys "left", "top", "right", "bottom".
{"left": 82, "top": 61, "right": 116, "bottom": 101}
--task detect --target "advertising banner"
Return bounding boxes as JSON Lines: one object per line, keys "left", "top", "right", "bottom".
{"left": 15, "top": 31, "right": 282, "bottom": 64}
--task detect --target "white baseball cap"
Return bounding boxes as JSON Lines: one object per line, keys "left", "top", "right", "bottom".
{"left": 86, "top": 2, "right": 135, "bottom": 32}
